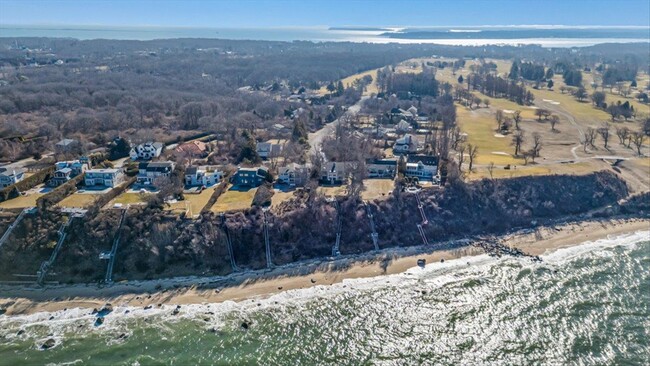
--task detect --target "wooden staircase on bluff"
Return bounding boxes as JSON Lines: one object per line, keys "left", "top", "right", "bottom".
{"left": 0, "top": 207, "right": 36, "bottom": 250}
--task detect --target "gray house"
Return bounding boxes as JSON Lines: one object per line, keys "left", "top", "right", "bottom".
{"left": 231, "top": 166, "right": 269, "bottom": 187}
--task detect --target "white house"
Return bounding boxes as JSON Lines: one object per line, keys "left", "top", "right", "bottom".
{"left": 405, "top": 155, "right": 439, "bottom": 181}
{"left": 320, "top": 162, "right": 349, "bottom": 185}
{"left": 366, "top": 158, "right": 398, "bottom": 178}
{"left": 185, "top": 166, "right": 223, "bottom": 187}
{"left": 0, "top": 166, "right": 25, "bottom": 187}
{"left": 256, "top": 140, "right": 284, "bottom": 159}
{"left": 393, "top": 134, "right": 419, "bottom": 154}
{"left": 84, "top": 168, "right": 124, "bottom": 188}
{"left": 130, "top": 142, "right": 164, "bottom": 160}
{"left": 278, "top": 163, "right": 311, "bottom": 187}
{"left": 136, "top": 161, "right": 175, "bottom": 186}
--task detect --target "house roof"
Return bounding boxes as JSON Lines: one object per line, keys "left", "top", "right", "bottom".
{"left": 139, "top": 161, "right": 174, "bottom": 172}
{"left": 174, "top": 140, "right": 207, "bottom": 155}
{"left": 87, "top": 168, "right": 119, "bottom": 174}
{"left": 367, "top": 158, "right": 398, "bottom": 166}
{"left": 56, "top": 138, "right": 78, "bottom": 146}
{"left": 407, "top": 155, "right": 439, "bottom": 166}
{"left": 0, "top": 167, "right": 26, "bottom": 176}
{"left": 185, "top": 166, "right": 198, "bottom": 175}
{"left": 56, "top": 167, "right": 72, "bottom": 174}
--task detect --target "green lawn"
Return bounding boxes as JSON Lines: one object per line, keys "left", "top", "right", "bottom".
{"left": 166, "top": 186, "right": 216, "bottom": 217}
{"left": 0, "top": 193, "right": 43, "bottom": 209}
{"left": 57, "top": 193, "right": 99, "bottom": 208}
{"left": 210, "top": 185, "right": 257, "bottom": 213}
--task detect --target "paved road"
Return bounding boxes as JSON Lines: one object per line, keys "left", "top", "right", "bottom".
{"left": 308, "top": 96, "right": 368, "bottom": 158}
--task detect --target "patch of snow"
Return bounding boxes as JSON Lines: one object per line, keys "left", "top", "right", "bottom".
{"left": 494, "top": 134, "right": 506, "bottom": 138}
{"left": 491, "top": 151, "right": 510, "bottom": 156}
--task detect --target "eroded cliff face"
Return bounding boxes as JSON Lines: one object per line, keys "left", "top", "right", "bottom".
{"left": 0, "top": 171, "right": 632, "bottom": 283}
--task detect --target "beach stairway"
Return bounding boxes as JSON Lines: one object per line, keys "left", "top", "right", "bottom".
{"left": 37, "top": 214, "right": 79, "bottom": 285}
{"left": 364, "top": 201, "right": 379, "bottom": 251}
{"left": 331, "top": 198, "right": 342, "bottom": 257}
{"left": 220, "top": 213, "right": 240, "bottom": 272}
{"left": 102, "top": 208, "right": 127, "bottom": 284}
{"left": 0, "top": 207, "right": 35, "bottom": 250}
{"left": 415, "top": 193, "right": 428, "bottom": 225}
{"left": 262, "top": 208, "right": 272, "bottom": 269}
{"left": 417, "top": 224, "right": 429, "bottom": 246}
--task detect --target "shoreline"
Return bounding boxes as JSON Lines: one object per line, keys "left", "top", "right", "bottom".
{"left": 1, "top": 217, "right": 648, "bottom": 316}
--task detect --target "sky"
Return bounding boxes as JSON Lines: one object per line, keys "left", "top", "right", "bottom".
{"left": 1, "top": 0, "right": 649, "bottom": 28}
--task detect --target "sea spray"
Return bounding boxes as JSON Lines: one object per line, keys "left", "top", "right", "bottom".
{"left": 1, "top": 230, "right": 649, "bottom": 365}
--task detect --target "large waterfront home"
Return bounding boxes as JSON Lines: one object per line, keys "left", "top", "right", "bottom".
{"left": 84, "top": 168, "right": 124, "bottom": 188}
{"left": 366, "top": 158, "right": 398, "bottom": 179}
{"left": 405, "top": 155, "right": 439, "bottom": 181}
{"left": 136, "top": 161, "right": 175, "bottom": 186}
{"left": 231, "top": 166, "right": 269, "bottom": 187}
{"left": 278, "top": 163, "right": 310, "bottom": 187}
{"left": 185, "top": 165, "right": 223, "bottom": 187}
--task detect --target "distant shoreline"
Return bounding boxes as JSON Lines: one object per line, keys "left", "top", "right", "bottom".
{"left": 1, "top": 216, "right": 647, "bottom": 316}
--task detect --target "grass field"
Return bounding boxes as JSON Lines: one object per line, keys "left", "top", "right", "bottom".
{"left": 456, "top": 105, "right": 523, "bottom": 165}
{"left": 361, "top": 179, "right": 394, "bottom": 201}
{"left": 165, "top": 186, "right": 216, "bottom": 218}
{"left": 317, "top": 185, "right": 347, "bottom": 198}
{"left": 210, "top": 185, "right": 257, "bottom": 213}
{"left": 0, "top": 193, "right": 43, "bottom": 209}
{"left": 270, "top": 190, "right": 296, "bottom": 207}
{"left": 318, "top": 68, "right": 379, "bottom": 96}
{"left": 466, "top": 161, "right": 597, "bottom": 180}
{"left": 110, "top": 192, "right": 150, "bottom": 206}
{"left": 57, "top": 193, "right": 98, "bottom": 208}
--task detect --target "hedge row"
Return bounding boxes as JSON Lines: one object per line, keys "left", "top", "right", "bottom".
{"left": 0, "top": 165, "right": 55, "bottom": 202}
{"left": 86, "top": 176, "right": 137, "bottom": 216}
{"left": 200, "top": 177, "right": 230, "bottom": 214}
{"left": 36, "top": 173, "right": 85, "bottom": 208}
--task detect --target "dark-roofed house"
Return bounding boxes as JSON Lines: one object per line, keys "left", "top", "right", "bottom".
{"left": 405, "top": 155, "right": 439, "bottom": 181}
{"left": 366, "top": 158, "right": 398, "bottom": 179}
{"left": 231, "top": 166, "right": 269, "bottom": 187}
{"left": 136, "top": 161, "right": 175, "bottom": 186}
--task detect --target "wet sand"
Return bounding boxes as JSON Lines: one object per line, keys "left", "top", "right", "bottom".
{"left": 1, "top": 217, "right": 648, "bottom": 316}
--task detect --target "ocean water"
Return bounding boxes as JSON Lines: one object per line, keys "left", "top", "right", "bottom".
{"left": 0, "top": 231, "right": 648, "bottom": 365}
{"left": 0, "top": 25, "right": 648, "bottom": 47}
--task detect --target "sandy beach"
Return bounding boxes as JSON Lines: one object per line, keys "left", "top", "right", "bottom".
{"left": 1, "top": 217, "right": 648, "bottom": 316}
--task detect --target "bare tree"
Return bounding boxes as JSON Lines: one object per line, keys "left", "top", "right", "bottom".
{"left": 467, "top": 144, "right": 479, "bottom": 172}
{"left": 583, "top": 127, "right": 598, "bottom": 152}
{"left": 487, "top": 162, "right": 495, "bottom": 179}
{"left": 495, "top": 110, "right": 504, "bottom": 131}
{"left": 598, "top": 123, "right": 611, "bottom": 149}
{"left": 530, "top": 133, "right": 543, "bottom": 158}
{"left": 615, "top": 126, "right": 630, "bottom": 145}
{"left": 549, "top": 115, "right": 560, "bottom": 131}
{"left": 511, "top": 131, "right": 525, "bottom": 156}
{"left": 457, "top": 143, "right": 467, "bottom": 172}
{"left": 631, "top": 132, "right": 645, "bottom": 155}
{"left": 513, "top": 110, "right": 522, "bottom": 130}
